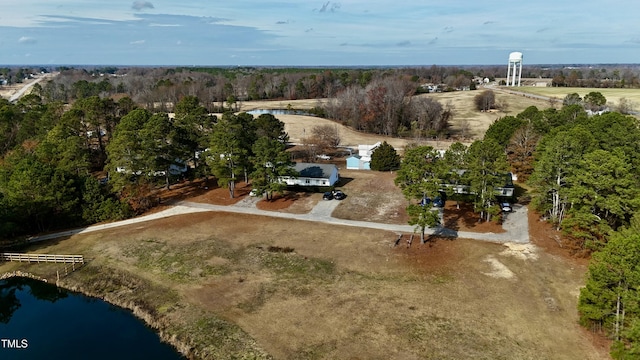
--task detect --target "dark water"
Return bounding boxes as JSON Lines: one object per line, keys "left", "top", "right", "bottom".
{"left": 0, "top": 277, "right": 183, "bottom": 360}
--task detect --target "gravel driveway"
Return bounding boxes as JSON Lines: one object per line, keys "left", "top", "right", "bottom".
{"left": 28, "top": 197, "right": 530, "bottom": 245}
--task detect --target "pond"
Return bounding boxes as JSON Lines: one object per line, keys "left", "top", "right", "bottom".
{"left": 0, "top": 277, "right": 183, "bottom": 360}
{"left": 246, "top": 109, "right": 315, "bottom": 116}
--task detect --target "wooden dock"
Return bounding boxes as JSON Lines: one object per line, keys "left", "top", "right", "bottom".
{"left": 0, "top": 253, "right": 84, "bottom": 264}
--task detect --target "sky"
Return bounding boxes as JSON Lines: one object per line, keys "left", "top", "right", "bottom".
{"left": 1, "top": 0, "right": 639, "bottom": 66}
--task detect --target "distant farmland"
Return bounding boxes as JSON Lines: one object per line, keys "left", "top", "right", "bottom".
{"left": 516, "top": 86, "right": 640, "bottom": 108}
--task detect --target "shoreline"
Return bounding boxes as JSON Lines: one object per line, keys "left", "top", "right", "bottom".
{"left": 1, "top": 269, "right": 196, "bottom": 359}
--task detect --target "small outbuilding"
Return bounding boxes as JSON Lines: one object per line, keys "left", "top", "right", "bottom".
{"left": 346, "top": 142, "right": 381, "bottom": 170}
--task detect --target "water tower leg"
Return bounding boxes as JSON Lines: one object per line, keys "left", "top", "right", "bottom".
{"left": 517, "top": 61, "right": 522, "bottom": 86}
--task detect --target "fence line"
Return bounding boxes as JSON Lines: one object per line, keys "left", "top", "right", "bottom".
{"left": 0, "top": 253, "right": 84, "bottom": 264}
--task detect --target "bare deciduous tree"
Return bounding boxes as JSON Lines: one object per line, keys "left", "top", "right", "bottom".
{"left": 474, "top": 90, "right": 496, "bottom": 111}
{"left": 310, "top": 124, "right": 340, "bottom": 151}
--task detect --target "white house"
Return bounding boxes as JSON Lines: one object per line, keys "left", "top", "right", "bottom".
{"left": 346, "top": 141, "right": 381, "bottom": 170}
{"left": 280, "top": 163, "right": 340, "bottom": 187}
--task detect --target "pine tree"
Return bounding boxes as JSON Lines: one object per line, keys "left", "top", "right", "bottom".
{"left": 395, "top": 145, "right": 445, "bottom": 242}
{"left": 579, "top": 216, "right": 640, "bottom": 358}
{"left": 370, "top": 141, "right": 400, "bottom": 171}
{"left": 465, "top": 139, "right": 509, "bottom": 222}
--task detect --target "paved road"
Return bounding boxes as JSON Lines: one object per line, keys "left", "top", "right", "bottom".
{"left": 8, "top": 73, "right": 57, "bottom": 102}
{"left": 27, "top": 197, "right": 529, "bottom": 244}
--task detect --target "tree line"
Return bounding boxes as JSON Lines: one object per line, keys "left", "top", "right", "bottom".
{"left": 0, "top": 94, "right": 293, "bottom": 241}
{"left": 480, "top": 93, "right": 640, "bottom": 357}
{"left": 483, "top": 92, "right": 640, "bottom": 253}
{"left": 4, "top": 64, "right": 636, "bottom": 103}
{"left": 0, "top": 95, "right": 135, "bottom": 239}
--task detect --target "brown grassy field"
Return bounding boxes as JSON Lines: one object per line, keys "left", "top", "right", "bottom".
{"left": 0, "top": 171, "right": 610, "bottom": 360}
{"left": 239, "top": 89, "right": 553, "bottom": 147}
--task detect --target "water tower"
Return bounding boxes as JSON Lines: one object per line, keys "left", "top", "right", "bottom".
{"left": 506, "top": 51, "right": 523, "bottom": 86}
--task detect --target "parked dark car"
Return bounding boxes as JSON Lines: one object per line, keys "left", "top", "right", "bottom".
{"left": 419, "top": 197, "right": 431, "bottom": 207}
{"left": 323, "top": 191, "right": 334, "bottom": 200}
{"left": 433, "top": 196, "right": 444, "bottom": 207}
{"left": 420, "top": 193, "right": 446, "bottom": 207}
{"left": 332, "top": 190, "right": 346, "bottom": 200}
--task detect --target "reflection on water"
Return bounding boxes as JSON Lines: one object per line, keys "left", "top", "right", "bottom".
{"left": 0, "top": 277, "right": 183, "bottom": 360}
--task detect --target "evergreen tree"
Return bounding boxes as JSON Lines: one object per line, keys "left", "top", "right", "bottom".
{"left": 173, "top": 96, "right": 212, "bottom": 175}
{"left": 484, "top": 116, "right": 525, "bottom": 148}
{"left": 395, "top": 145, "right": 444, "bottom": 242}
{"left": 254, "top": 113, "right": 289, "bottom": 143}
{"left": 465, "top": 139, "right": 509, "bottom": 222}
{"left": 250, "top": 137, "right": 296, "bottom": 200}
{"left": 370, "top": 141, "right": 400, "bottom": 171}
{"left": 206, "top": 113, "right": 245, "bottom": 198}
{"left": 579, "top": 216, "right": 640, "bottom": 358}
{"left": 563, "top": 149, "right": 640, "bottom": 250}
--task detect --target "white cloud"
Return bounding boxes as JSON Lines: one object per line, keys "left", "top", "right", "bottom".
{"left": 18, "top": 36, "right": 37, "bottom": 44}
{"left": 1, "top": 0, "right": 639, "bottom": 65}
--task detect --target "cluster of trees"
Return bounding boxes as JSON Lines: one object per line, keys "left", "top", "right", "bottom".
{"left": 529, "top": 111, "right": 640, "bottom": 251}
{"left": 324, "top": 77, "right": 454, "bottom": 137}
{"left": 394, "top": 140, "right": 509, "bottom": 242}
{"left": 106, "top": 98, "right": 293, "bottom": 201}
{"left": 579, "top": 216, "right": 640, "bottom": 358}
{"left": 551, "top": 67, "right": 640, "bottom": 88}
{"left": 202, "top": 111, "right": 293, "bottom": 200}
{"left": 474, "top": 90, "right": 497, "bottom": 111}
{"left": 0, "top": 95, "right": 134, "bottom": 239}
{"left": 483, "top": 97, "right": 640, "bottom": 357}
{"left": 562, "top": 91, "right": 607, "bottom": 112}
{"left": 0, "top": 91, "right": 293, "bottom": 240}
{"left": 5, "top": 66, "right": 640, "bottom": 116}
{"left": 485, "top": 93, "right": 640, "bottom": 252}
{"left": 34, "top": 68, "right": 457, "bottom": 139}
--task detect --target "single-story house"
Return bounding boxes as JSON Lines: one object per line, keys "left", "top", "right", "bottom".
{"left": 346, "top": 141, "right": 381, "bottom": 170}
{"left": 280, "top": 163, "right": 340, "bottom": 187}
{"left": 440, "top": 171, "right": 515, "bottom": 198}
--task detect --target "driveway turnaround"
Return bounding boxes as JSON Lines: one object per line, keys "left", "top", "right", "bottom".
{"left": 27, "top": 198, "right": 529, "bottom": 244}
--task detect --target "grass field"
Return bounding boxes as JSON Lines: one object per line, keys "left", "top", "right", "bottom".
{"left": 240, "top": 89, "right": 554, "bottom": 145}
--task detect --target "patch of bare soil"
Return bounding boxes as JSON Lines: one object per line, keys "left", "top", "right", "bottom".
{"left": 527, "top": 208, "right": 589, "bottom": 267}
{"left": 134, "top": 179, "right": 249, "bottom": 218}
{"left": 443, "top": 201, "right": 506, "bottom": 233}
{"left": 256, "top": 192, "right": 316, "bottom": 214}
{"left": 526, "top": 207, "right": 612, "bottom": 353}
{"left": 331, "top": 169, "right": 410, "bottom": 224}
{"left": 154, "top": 178, "right": 251, "bottom": 206}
